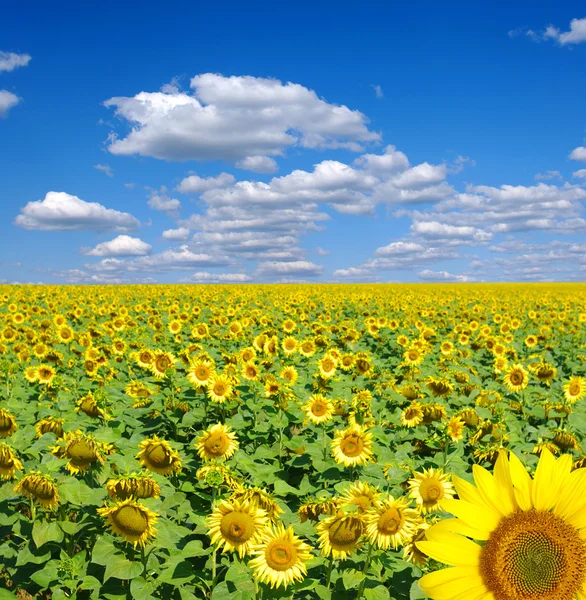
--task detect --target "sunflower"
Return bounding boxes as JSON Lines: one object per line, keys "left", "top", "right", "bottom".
{"left": 75, "top": 391, "right": 109, "bottom": 420}
{"left": 563, "top": 376, "right": 586, "bottom": 403}
{"left": 249, "top": 523, "right": 312, "bottom": 589}
{"left": 24, "top": 365, "right": 39, "bottom": 383}
{"left": 503, "top": 363, "right": 529, "bottom": 393}
{"left": 207, "top": 374, "right": 233, "bottom": 404}
{"left": 137, "top": 436, "right": 182, "bottom": 475}
{"left": 426, "top": 376, "right": 454, "bottom": 398}
{"left": 195, "top": 423, "right": 239, "bottom": 461}
{"left": 135, "top": 348, "right": 154, "bottom": 369}
{"left": 207, "top": 498, "right": 268, "bottom": 557}
{"left": 149, "top": 351, "right": 176, "bottom": 378}
{"left": 403, "top": 346, "right": 424, "bottom": 367}
{"left": 14, "top": 472, "right": 60, "bottom": 509}
{"left": 230, "top": 487, "right": 284, "bottom": 523}
{"left": 534, "top": 362, "right": 557, "bottom": 385}
{"left": 280, "top": 365, "right": 298, "bottom": 385}
{"left": 316, "top": 512, "right": 365, "bottom": 559}
{"left": 365, "top": 496, "right": 421, "bottom": 550}
{"left": 35, "top": 416, "right": 64, "bottom": 438}
{"left": 446, "top": 416, "right": 465, "bottom": 442}
{"left": 403, "top": 522, "right": 430, "bottom": 566}
{"left": 36, "top": 364, "right": 56, "bottom": 385}
{"left": 340, "top": 481, "right": 381, "bottom": 514}
{"left": 187, "top": 359, "right": 215, "bottom": 388}
{"left": 98, "top": 499, "right": 158, "bottom": 547}
{"left": 331, "top": 426, "right": 374, "bottom": 468}
{"left": 408, "top": 468, "right": 454, "bottom": 514}
{"left": 196, "top": 464, "right": 241, "bottom": 489}
{"left": 0, "top": 409, "right": 17, "bottom": 438}
{"left": 298, "top": 496, "right": 340, "bottom": 523}
{"left": 401, "top": 402, "right": 424, "bottom": 427}
{"left": 106, "top": 473, "right": 161, "bottom": 500}
{"left": 51, "top": 431, "right": 107, "bottom": 475}
{"left": 318, "top": 355, "right": 337, "bottom": 379}
{"left": 0, "top": 443, "right": 23, "bottom": 479}
{"left": 301, "top": 394, "right": 334, "bottom": 425}
{"left": 242, "top": 362, "right": 260, "bottom": 381}
{"left": 416, "top": 449, "right": 586, "bottom": 600}
{"left": 281, "top": 336, "right": 298, "bottom": 356}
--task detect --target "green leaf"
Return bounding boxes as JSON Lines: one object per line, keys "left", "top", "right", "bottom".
{"left": 92, "top": 536, "right": 119, "bottom": 566}
{"left": 0, "top": 590, "right": 19, "bottom": 599}
{"left": 342, "top": 569, "right": 365, "bottom": 589}
{"left": 410, "top": 580, "right": 428, "bottom": 600}
{"left": 364, "top": 585, "right": 391, "bottom": 600}
{"left": 104, "top": 555, "right": 143, "bottom": 583}
{"left": 32, "top": 519, "right": 65, "bottom": 548}
{"left": 30, "top": 561, "right": 60, "bottom": 588}
{"left": 130, "top": 576, "right": 156, "bottom": 598}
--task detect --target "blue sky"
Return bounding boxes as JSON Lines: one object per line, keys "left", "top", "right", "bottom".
{"left": 1, "top": 1, "right": 586, "bottom": 284}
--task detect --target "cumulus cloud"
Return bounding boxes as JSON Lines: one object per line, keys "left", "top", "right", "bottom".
{"left": 256, "top": 260, "right": 323, "bottom": 277}
{"left": 390, "top": 163, "right": 447, "bottom": 189}
{"left": 147, "top": 186, "right": 181, "bottom": 216}
{"left": 162, "top": 227, "right": 190, "bottom": 241}
{"left": 544, "top": 17, "right": 586, "bottom": 45}
{"left": 235, "top": 156, "right": 278, "bottom": 173}
{"left": 0, "top": 51, "right": 31, "bottom": 72}
{"left": 535, "top": 170, "right": 562, "bottom": 181}
{"left": 129, "top": 245, "right": 232, "bottom": 271}
{"left": 104, "top": 73, "right": 381, "bottom": 163}
{"left": 14, "top": 191, "right": 140, "bottom": 232}
{"left": 375, "top": 241, "right": 425, "bottom": 256}
{"left": 418, "top": 269, "right": 471, "bottom": 282}
{"left": 94, "top": 164, "right": 114, "bottom": 177}
{"left": 180, "top": 271, "right": 252, "bottom": 283}
{"left": 353, "top": 145, "right": 409, "bottom": 176}
{"left": 570, "top": 146, "right": 586, "bottom": 162}
{"left": 83, "top": 235, "right": 152, "bottom": 257}
{"left": 411, "top": 221, "right": 493, "bottom": 241}
{"left": 572, "top": 169, "right": 586, "bottom": 179}
{"left": 0, "top": 90, "right": 19, "bottom": 117}
{"left": 177, "top": 172, "right": 235, "bottom": 194}
{"left": 315, "top": 247, "right": 330, "bottom": 256}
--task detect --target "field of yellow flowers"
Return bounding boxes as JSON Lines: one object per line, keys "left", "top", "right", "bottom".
{"left": 0, "top": 283, "right": 585, "bottom": 600}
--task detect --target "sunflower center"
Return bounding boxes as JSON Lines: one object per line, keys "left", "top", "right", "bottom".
{"left": 312, "top": 401, "right": 327, "bottom": 416}
{"left": 510, "top": 372, "right": 523, "bottom": 385}
{"left": 145, "top": 444, "right": 172, "bottom": 467}
{"left": 156, "top": 357, "right": 171, "bottom": 371}
{"left": 340, "top": 434, "right": 364, "bottom": 457}
{"left": 113, "top": 506, "right": 148, "bottom": 536}
{"left": 196, "top": 368, "right": 208, "bottom": 379}
{"left": 266, "top": 540, "right": 297, "bottom": 571}
{"left": 569, "top": 383, "right": 580, "bottom": 396}
{"left": 205, "top": 432, "right": 230, "bottom": 457}
{"left": 378, "top": 508, "right": 402, "bottom": 534}
{"left": 480, "top": 510, "right": 586, "bottom": 600}
{"left": 214, "top": 383, "right": 226, "bottom": 395}
{"left": 220, "top": 511, "right": 255, "bottom": 544}
{"left": 420, "top": 480, "right": 442, "bottom": 503}
{"left": 329, "top": 517, "right": 363, "bottom": 548}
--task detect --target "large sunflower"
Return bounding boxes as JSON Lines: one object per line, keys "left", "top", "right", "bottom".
{"left": 417, "top": 449, "right": 586, "bottom": 600}
{"left": 98, "top": 499, "right": 158, "bottom": 547}
{"left": 249, "top": 523, "right": 312, "bottom": 589}
{"left": 137, "top": 436, "right": 182, "bottom": 476}
{"left": 207, "top": 498, "right": 268, "bottom": 557}
{"left": 563, "top": 376, "right": 586, "bottom": 404}
{"left": 206, "top": 374, "right": 233, "bottom": 404}
{"left": 331, "top": 426, "right": 374, "bottom": 468}
{"left": 195, "top": 423, "right": 239, "bottom": 461}
{"left": 503, "top": 363, "right": 530, "bottom": 393}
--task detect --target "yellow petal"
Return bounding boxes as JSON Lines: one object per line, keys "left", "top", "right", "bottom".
{"left": 428, "top": 517, "right": 491, "bottom": 540}
{"left": 472, "top": 465, "right": 510, "bottom": 516}
{"left": 508, "top": 450, "right": 532, "bottom": 511}
{"left": 452, "top": 475, "right": 485, "bottom": 505}
{"left": 532, "top": 447, "right": 558, "bottom": 510}
{"left": 555, "top": 468, "right": 586, "bottom": 522}
{"left": 492, "top": 450, "right": 517, "bottom": 513}
{"left": 418, "top": 567, "right": 485, "bottom": 600}
{"left": 416, "top": 532, "right": 481, "bottom": 567}
{"left": 441, "top": 499, "right": 500, "bottom": 536}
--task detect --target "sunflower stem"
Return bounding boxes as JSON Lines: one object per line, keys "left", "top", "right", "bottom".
{"left": 325, "top": 554, "right": 334, "bottom": 588}
{"left": 30, "top": 498, "right": 36, "bottom": 523}
{"left": 322, "top": 427, "right": 328, "bottom": 462}
{"left": 356, "top": 542, "right": 374, "bottom": 598}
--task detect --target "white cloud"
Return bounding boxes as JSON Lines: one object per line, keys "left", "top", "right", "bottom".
{"left": 14, "top": 191, "right": 140, "bottom": 232}
{"left": 0, "top": 51, "right": 31, "bottom": 72}
{"left": 162, "top": 227, "right": 190, "bottom": 241}
{"left": 418, "top": 269, "right": 471, "bottom": 282}
{"left": 411, "top": 221, "right": 492, "bottom": 241}
{"left": 544, "top": 17, "right": 586, "bottom": 45}
{"left": 147, "top": 186, "right": 181, "bottom": 215}
{"left": 0, "top": 90, "right": 19, "bottom": 117}
{"left": 177, "top": 172, "right": 235, "bottom": 194}
{"left": 315, "top": 247, "right": 330, "bottom": 256}
{"left": 235, "top": 156, "right": 278, "bottom": 173}
{"left": 180, "top": 271, "right": 252, "bottom": 283}
{"left": 572, "top": 169, "right": 586, "bottom": 179}
{"left": 124, "top": 182, "right": 136, "bottom": 189}
{"left": 94, "top": 164, "right": 114, "bottom": 177}
{"left": 84, "top": 235, "right": 152, "bottom": 257}
{"left": 535, "top": 170, "right": 562, "bottom": 181}
{"left": 375, "top": 241, "right": 425, "bottom": 256}
{"left": 130, "top": 245, "right": 231, "bottom": 271}
{"left": 390, "top": 163, "right": 447, "bottom": 189}
{"left": 371, "top": 84, "right": 384, "bottom": 99}
{"left": 353, "top": 145, "right": 410, "bottom": 176}
{"left": 104, "top": 73, "right": 381, "bottom": 163}
{"left": 256, "top": 260, "right": 323, "bottom": 277}
{"left": 570, "top": 146, "right": 586, "bottom": 162}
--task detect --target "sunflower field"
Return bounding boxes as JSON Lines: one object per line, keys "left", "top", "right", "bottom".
{"left": 0, "top": 283, "right": 586, "bottom": 600}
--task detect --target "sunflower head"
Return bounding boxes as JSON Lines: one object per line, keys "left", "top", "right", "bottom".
{"left": 0, "top": 443, "right": 23, "bottom": 479}
{"left": 207, "top": 498, "right": 268, "bottom": 558}
{"left": 196, "top": 464, "right": 241, "bottom": 489}
{"left": 297, "top": 495, "right": 340, "bottom": 523}
{"left": 98, "top": 499, "right": 158, "bottom": 547}
{"left": 408, "top": 468, "right": 454, "bottom": 514}
{"left": 106, "top": 473, "right": 161, "bottom": 500}
{"left": 230, "top": 487, "right": 283, "bottom": 523}
{"left": 195, "top": 423, "right": 239, "bottom": 461}
{"left": 14, "top": 471, "right": 60, "bottom": 509}
{"left": 52, "top": 431, "right": 106, "bottom": 475}
{"left": 0, "top": 409, "right": 17, "bottom": 438}
{"left": 301, "top": 394, "right": 334, "bottom": 425}
{"left": 331, "top": 426, "right": 374, "bottom": 468}
{"left": 340, "top": 481, "right": 381, "bottom": 514}
{"left": 35, "top": 416, "right": 64, "bottom": 438}
{"left": 316, "top": 512, "right": 365, "bottom": 559}
{"left": 365, "top": 496, "right": 421, "bottom": 550}
{"left": 249, "top": 524, "right": 313, "bottom": 589}
{"left": 137, "top": 436, "right": 182, "bottom": 476}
